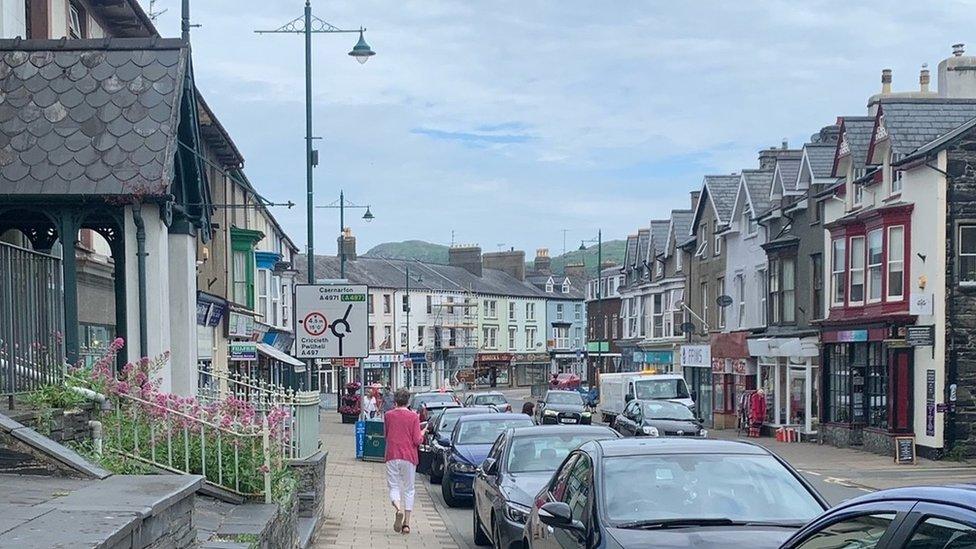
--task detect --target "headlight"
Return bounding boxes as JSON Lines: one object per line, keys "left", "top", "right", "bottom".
{"left": 504, "top": 501, "right": 531, "bottom": 524}
{"left": 700, "top": 429, "right": 708, "bottom": 438}
{"left": 450, "top": 461, "right": 477, "bottom": 473}
{"left": 544, "top": 409, "right": 558, "bottom": 416}
{"left": 581, "top": 411, "right": 591, "bottom": 417}
{"left": 642, "top": 425, "right": 660, "bottom": 436}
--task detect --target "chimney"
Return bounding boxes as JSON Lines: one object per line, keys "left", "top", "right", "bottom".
{"left": 337, "top": 227, "right": 357, "bottom": 261}
{"left": 781, "top": 139, "right": 789, "bottom": 150}
{"left": 920, "top": 64, "right": 931, "bottom": 92}
{"left": 483, "top": 249, "right": 526, "bottom": 281}
{"left": 534, "top": 248, "right": 551, "bottom": 275}
{"left": 690, "top": 190, "right": 701, "bottom": 211}
{"left": 564, "top": 262, "right": 585, "bottom": 280}
{"left": 758, "top": 148, "right": 779, "bottom": 170}
{"left": 939, "top": 43, "right": 976, "bottom": 98}
{"left": 881, "top": 68, "right": 892, "bottom": 95}
{"left": 448, "top": 244, "right": 482, "bottom": 277}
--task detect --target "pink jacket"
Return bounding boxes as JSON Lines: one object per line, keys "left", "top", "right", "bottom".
{"left": 384, "top": 407, "right": 423, "bottom": 465}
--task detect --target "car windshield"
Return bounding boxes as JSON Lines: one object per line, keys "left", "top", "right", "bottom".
{"left": 475, "top": 394, "right": 507, "bottom": 406}
{"left": 643, "top": 401, "right": 695, "bottom": 420}
{"left": 507, "top": 432, "right": 612, "bottom": 473}
{"left": 455, "top": 418, "right": 533, "bottom": 445}
{"left": 415, "top": 393, "right": 454, "bottom": 408}
{"left": 634, "top": 378, "right": 690, "bottom": 400}
{"left": 602, "top": 454, "right": 823, "bottom": 525}
{"left": 439, "top": 409, "right": 491, "bottom": 432}
{"left": 546, "top": 392, "right": 583, "bottom": 405}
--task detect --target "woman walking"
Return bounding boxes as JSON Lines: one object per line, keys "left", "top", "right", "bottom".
{"left": 384, "top": 388, "right": 425, "bottom": 534}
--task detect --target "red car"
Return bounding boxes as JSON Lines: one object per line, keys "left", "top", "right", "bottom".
{"left": 550, "top": 373, "right": 581, "bottom": 390}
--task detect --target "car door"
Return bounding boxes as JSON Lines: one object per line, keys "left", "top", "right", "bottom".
{"left": 475, "top": 432, "right": 508, "bottom": 531}
{"left": 531, "top": 454, "right": 578, "bottom": 549}
{"left": 783, "top": 501, "right": 916, "bottom": 549}
{"left": 886, "top": 501, "right": 976, "bottom": 548}
{"left": 549, "top": 453, "right": 593, "bottom": 549}
{"left": 465, "top": 394, "right": 473, "bottom": 407}
{"left": 614, "top": 401, "right": 637, "bottom": 436}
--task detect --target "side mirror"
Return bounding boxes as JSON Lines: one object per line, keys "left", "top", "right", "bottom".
{"left": 482, "top": 457, "right": 498, "bottom": 475}
{"left": 539, "top": 501, "right": 583, "bottom": 531}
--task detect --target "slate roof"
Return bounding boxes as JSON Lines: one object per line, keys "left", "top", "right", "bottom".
{"left": 670, "top": 210, "right": 694, "bottom": 249}
{"left": 837, "top": 116, "right": 875, "bottom": 171}
{"left": 649, "top": 220, "right": 670, "bottom": 256}
{"left": 894, "top": 115, "right": 976, "bottom": 167}
{"left": 773, "top": 151, "right": 803, "bottom": 192}
{"left": 624, "top": 234, "right": 638, "bottom": 269}
{"left": 804, "top": 142, "right": 837, "bottom": 179}
{"left": 635, "top": 228, "right": 650, "bottom": 267}
{"left": 0, "top": 38, "right": 187, "bottom": 195}
{"left": 876, "top": 98, "right": 976, "bottom": 158}
{"left": 703, "top": 174, "right": 740, "bottom": 223}
{"left": 740, "top": 169, "right": 773, "bottom": 215}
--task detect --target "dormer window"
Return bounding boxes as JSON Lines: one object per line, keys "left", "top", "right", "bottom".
{"left": 68, "top": 2, "right": 86, "bottom": 39}
{"left": 890, "top": 152, "right": 904, "bottom": 195}
{"left": 742, "top": 206, "right": 757, "bottom": 236}
{"left": 561, "top": 281, "right": 570, "bottom": 294}
{"left": 655, "top": 259, "right": 663, "bottom": 277}
{"left": 713, "top": 221, "right": 722, "bottom": 256}
{"left": 695, "top": 223, "right": 708, "bottom": 257}
{"left": 852, "top": 181, "right": 864, "bottom": 208}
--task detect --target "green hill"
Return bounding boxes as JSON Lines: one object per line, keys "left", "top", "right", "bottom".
{"left": 363, "top": 239, "right": 625, "bottom": 274}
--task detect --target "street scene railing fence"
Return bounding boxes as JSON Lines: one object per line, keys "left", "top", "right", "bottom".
{"left": 0, "top": 242, "right": 64, "bottom": 403}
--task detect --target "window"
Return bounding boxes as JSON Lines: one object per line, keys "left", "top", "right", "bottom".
{"left": 832, "top": 238, "right": 846, "bottom": 306}
{"left": 611, "top": 315, "right": 618, "bottom": 339}
{"left": 232, "top": 251, "right": 248, "bottom": 304}
{"left": 426, "top": 295, "right": 433, "bottom": 314}
{"left": 695, "top": 224, "right": 708, "bottom": 257}
{"left": 270, "top": 274, "right": 281, "bottom": 326}
{"left": 652, "top": 293, "right": 664, "bottom": 338}
{"left": 827, "top": 342, "right": 888, "bottom": 427}
{"left": 714, "top": 221, "right": 722, "bottom": 256}
{"left": 545, "top": 279, "right": 554, "bottom": 292}
{"left": 742, "top": 206, "right": 757, "bottom": 236}
{"left": 68, "top": 2, "right": 86, "bottom": 39}
{"left": 811, "top": 254, "right": 823, "bottom": 319}
{"left": 769, "top": 259, "right": 780, "bottom": 324}
{"left": 482, "top": 327, "right": 498, "bottom": 349}
{"left": 961, "top": 225, "right": 976, "bottom": 285}
{"left": 663, "top": 291, "right": 675, "bottom": 337}
{"left": 890, "top": 153, "right": 904, "bottom": 195}
{"left": 417, "top": 325, "right": 425, "bottom": 346}
{"left": 782, "top": 258, "right": 795, "bottom": 323}
{"left": 553, "top": 326, "right": 569, "bottom": 349}
{"left": 758, "top": 269, "right": 767, "bottom": 325}
{"left": 575, "top": 303, "right": 582, "bottom": 320}
{"left": 526, "top": 302, "right": 536, "bottom": 320}
{"left": 367, "top": 294, "right": 374, "bottom": 314}
{"left": 526, "top": 327, "right": 536, "bottom": 349}
{"left": 448, "top": 328, "right": 457, "bottom": 347}
{"left": 383, "top": 294, "right": 391, "bottom": 314}
{"left": 700, "top": 281, "right": 708, "bottom": 330}
{"left": 368, "top": 326, "right": 375, "bottom": 350}
{"left": 887, "top": 226, "right": 904, "bottom": 300}
{"left": 849, "top": 236, "right": 865, "bottom": 305}
{"left": 508, "top": 302, "right": 516, "bottom": 320}
{"left": 446, "top": 296, "right": 454, "bottom": 314}
{"left": 853, "top": 181, "right": 864, "bottom": 207}
{"left": 814, "top": 200, "right": 824, "bottom": 225}
{"left": 563, "top": 456, "right": 592, "bottom": 526}
{"left": 382, "top": 326, "right": 392, "bottom": 349}
{"left": 402, "top": 294, "right": 410, "bottom": 313}
{"left": 508, "top": 327, "right": 517, "bottom": 350}
{"left": 906, "top": 516, "right": 976, "bottom": 548}
{"left": 257, "top": 271, "right": 270, "bottom": 318}
{"left": 484, "top": 300, "right": 497, "bottom": 318}
{"left": 574, "top": 327, "right": 582, "bottom": 349}
{"left": 736, "top": 274, "right": 745, "bottom": 328}
{"left": 556, "top": 303, "right": 564, "bottom": 320}
{"left": 795, "top": 513, "right": 896, "bottom": 549}
{"left": 717, "top": 276, "right": 726, "bottom": 328}
{"left": 562, "top": 281, "right": 570, "bottom": 293}
{"left": 867, "top": 229, "right": 883, "bottom": 302}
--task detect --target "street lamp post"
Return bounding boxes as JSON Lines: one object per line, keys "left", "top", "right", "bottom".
{"left": 579, "top": 229, "right": 602, "bottom": 385}
{"left": 256, "top": 2, "right": 375, "bottom": 285}
{"left": 404, "top": 266, "right": 423, "bottom": 388}
{"left": 315, "top": 191, "right": 374, "bottom": 278}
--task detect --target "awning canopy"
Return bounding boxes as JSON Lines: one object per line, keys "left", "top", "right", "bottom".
{"left": 747, "top": 337, "right": 819, "bottom": 358}
{"left": 256, "top": 342, "right": 305, "bottom": 368}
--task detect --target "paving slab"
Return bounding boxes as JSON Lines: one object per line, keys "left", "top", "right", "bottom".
{"left": 0, "top": 508, "right": 141, "bottom": 549}
{"left": 51, "top": 473, "right": 203, "bottom": 518}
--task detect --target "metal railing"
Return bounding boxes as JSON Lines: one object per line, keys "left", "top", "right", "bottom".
{"left": 0, "top": 242, "right": 65, "bottom": 402}
{"left": 198, "top": 368, "right": 321, "bottom": 460}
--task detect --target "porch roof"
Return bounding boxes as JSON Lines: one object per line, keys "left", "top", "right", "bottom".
{"left": 0, "top": 38, "right": 188, "bottom": 196}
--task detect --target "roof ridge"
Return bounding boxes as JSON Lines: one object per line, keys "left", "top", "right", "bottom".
{"left": 0, "top": 37, "right": 186, "bottom": 51}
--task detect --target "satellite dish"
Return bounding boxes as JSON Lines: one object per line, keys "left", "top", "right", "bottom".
{"left": 716, "top": 295, "right": 734, "bottom": 307}
{"left": 680, "top": 322, "right": 697, "bottom": 334}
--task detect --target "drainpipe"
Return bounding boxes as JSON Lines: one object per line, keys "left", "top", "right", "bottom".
{"left": 88, "top": 420, "right": 103, "bottom": 456}
{"left": 132, "top": 206, "right": 149, "bottom": 359}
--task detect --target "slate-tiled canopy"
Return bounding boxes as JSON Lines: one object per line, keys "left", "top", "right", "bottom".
{"left": 0, "top": 38, "right": 187, "bottom": 196}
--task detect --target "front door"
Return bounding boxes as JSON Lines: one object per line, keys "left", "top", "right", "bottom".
{"left": 888, "top": 348, "right": 913, "bottom": 433}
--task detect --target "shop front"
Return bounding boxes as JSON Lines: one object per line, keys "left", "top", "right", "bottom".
{"left": 635, "top": 348, "right": 677, "bottom": 374}
{"left": 363, "top": 353, "right": 398, "bottom": 387}
{"left": 195, "top": 291, "right": 227, "bottom": 388}
{"left": 616, "top": 342, "right": 641, "bottom": 372}
{"left": 255, "top": 341, "right": 306, "bottom": 388}
{"left": 401, "top": 352, "right": 432, "bottom": 390}
{"left": 585, "top": 342, "right": 620, "bottom": 376}
{"left": 680, "top": 344, "right": 712, "bottom": 427}
{"left": 710, "top": 332, "right": 755, "bottom": 430}
{"left": 550, "top": 351, "right": 584, "bottom": 382}
{"left": 820, "top": 326, "right": 914, "bottom": 454}
{"left": 475, "top": 352, "right": 514, "bottom": 388}
{"left": 748, "top": 336, "right": 820, "bottom": 435}
{"left": 514, "top": 353, "right": 551, "bottom": 387}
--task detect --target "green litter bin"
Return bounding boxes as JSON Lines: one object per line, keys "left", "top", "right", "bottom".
{"left": 363, "top": 417, "right": 386, "bottom": 462}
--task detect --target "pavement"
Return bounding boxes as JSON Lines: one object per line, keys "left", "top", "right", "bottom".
{"left": 315, "top": 411, "right": 460, "bottom": 549}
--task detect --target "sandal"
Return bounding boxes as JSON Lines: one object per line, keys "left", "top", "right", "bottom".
{"left": 394, "top": 511, "right": 404, "bottom": 533}
{"left": 401, "top": 524, "right": 411, "bottom": 535}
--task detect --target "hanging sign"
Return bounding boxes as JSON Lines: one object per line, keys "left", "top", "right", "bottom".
{"left": 680, "top": 345, "right": 711, "bottom": 368}
{"left": 906, "top": 325, "right": 935, "bottom": 347}
{"left": 910, "top": 293, "right": 934, "bottom": 316}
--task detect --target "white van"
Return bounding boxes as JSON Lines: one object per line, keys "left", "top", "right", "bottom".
{"left": 598, "top": 372, "right": 694, "bottom": 424}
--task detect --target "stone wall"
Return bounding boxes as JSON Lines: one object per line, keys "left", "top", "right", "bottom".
{"left": 0, "top": 429, "right": 86, "bottom": 477}
{"left": 140, "top": 495, "right": 197, "bottom": 549}
{"left": 289, "top": 450, "right": 327, "bottom": 521}
{"left": 862, "top": 429, "right": 895, "bottom": 457}
{"left": 819, "top": 423, "right": 863, "bottom": 448}
{"left": 15, "top": 405, "right": 97, "bottom": 445}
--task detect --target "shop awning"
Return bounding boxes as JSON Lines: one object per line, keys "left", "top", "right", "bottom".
{"left": 256, "top": 343, "right": 306, "bottom": 369}
{"left": 747, "top": 337, "right": 819, "bottom": 358}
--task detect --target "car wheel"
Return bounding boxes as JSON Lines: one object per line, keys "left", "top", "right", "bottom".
{"left": 472, "top": 505, "right": 490, "bottom": 546}
{"left": 441, "top": 472, "right": 461, "bottom": 508}
{"left": 430, "top": 456, "right": 443, "bottom": 484}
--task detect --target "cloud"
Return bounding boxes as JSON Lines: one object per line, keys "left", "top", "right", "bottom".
{"left": 410, "top": 126, "right": 532, "bottom": 145}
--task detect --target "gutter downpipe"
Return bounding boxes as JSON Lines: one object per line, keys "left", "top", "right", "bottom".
{"left": 132, "top": 206, "right": 149, "bottom": 359}
{"left": 927, "top": 157, "right": 956, "bottom": 456}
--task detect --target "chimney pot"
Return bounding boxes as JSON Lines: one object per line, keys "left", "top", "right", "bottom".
{"left": 881, "top": 69, "right": 892, "bottom": 94}
{"left": 781, "top": 139, "right": 788, "bottom": 150}
{"left": 920, "top": 64, "right": 931, "bottom": 92}
{"left": 954, "top": 43, "right": 966, "bottom": 57}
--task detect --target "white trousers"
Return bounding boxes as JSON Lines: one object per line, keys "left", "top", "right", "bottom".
{"left": 386, "top": 459, "right": 417, "bottom": 511}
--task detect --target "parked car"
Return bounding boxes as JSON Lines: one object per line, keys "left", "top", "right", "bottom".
{"left": 465, "top": 391, "right": 513, "bottom": 412}
{"left": 779, "top": 485, "right": 976, "bottom": 549}
{"left": 423, "top": 406, "right": 497, "bottom": 482}
{"left": 550, "top": 373, "right": 581, "bottom": 390}
{"left": 612, "top": 399, "right": 707, "bottom": 438}
{"left": 536, "top": 390, "right": 591, "bottom": 425}
{"left": 597, "top": 372, "right": 694, "bottom": 424}
{"left": 522, "top": 438, "right": 827, "bottom": 548}
{"left": 441, "top": 413, "right": 534, "bottom": 507}
{"left": 473, "top": 425, "right": 620, "bottom": 549}
{"left": 408, "top": 391, "right": 461, "bottom": 424}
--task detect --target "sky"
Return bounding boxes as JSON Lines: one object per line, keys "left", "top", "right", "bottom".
{"left": 150, "top": 0, "right": 976, "bottom": 256}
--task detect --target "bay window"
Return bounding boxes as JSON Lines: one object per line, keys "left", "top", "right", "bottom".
{"left": 831, "top": 238, "right": 846, "bottom": 306}
{"left": 758, "top": 269, "right": 767, "bottom": 325}
{"left": 257, "top": 269, "right": 269, "bottom": 319}
{"left": 811, "top": 254, "right": 823, "bottom": 319}
{"left": 736, "top": 274, "right": 745, "bottom": 328}
{"left": 769, "top": 260, "right": 780, "bottom": 323}
{"left": 887, "top": 226, "right": 904, "bottom": 300}
{"left": 849, "top": 236, "right": 865, "bottom": 305}
{"left": 867, "top": 229, "right": 883, "bottom": 302}
{"left": 652, "top": 293, "right": 664, "bottom": 338}
{"left": 782, "top": 258, "right": 795, "bottom": 323}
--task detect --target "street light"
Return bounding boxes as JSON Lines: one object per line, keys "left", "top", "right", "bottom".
{"left": 404, "top": 266, "right": 423, "bottom": 388}
{"left": 579, "top": 229, "right": 603, "bottom": 384}
{"left": 255, "top": 2, "right": 375, "bottom": 286}
{"left": 315, "top": 191, "right": 374, "bottom": 278}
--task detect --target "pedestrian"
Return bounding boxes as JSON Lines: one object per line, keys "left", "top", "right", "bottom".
{"left": 384, "top": 388, "right": 425, "bottom": 535}
{"left": 381, "top": 386, "right": 395, "bottom": 415}
{"left": 363, "top": 388, "right": 378, "bottom": 419}
{"left": 521, "top": 401, "right": 534, "bottom": 417}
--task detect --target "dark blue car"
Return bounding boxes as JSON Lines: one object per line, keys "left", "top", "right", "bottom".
{"left": 779, "top": 484, "right": 976, "bottom": 548}
{"left": 440, "top": 413, "right": 533, "bottom": 507}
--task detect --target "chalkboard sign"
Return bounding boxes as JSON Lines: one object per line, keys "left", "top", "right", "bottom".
{"left": 906, "top": 325, "right": 935, "bottom": 347}
{"left": 894, "top": 436, "right": 916, "bottom": 465}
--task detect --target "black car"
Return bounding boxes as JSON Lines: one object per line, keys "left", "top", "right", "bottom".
{"left": 536, "top": 390, "right": 591, "bottom": 425}
{"left": 465, "top": 391, "right": 513, "bottom": 412}
{"left": 612, "top": 399, "right": 706, "bottom": 438}
{"left": 423, "top": 406, "right": 497, "bottom": 482}
{"left": 779, "top": 485, "right": 976, "bottom": 548}
{"left": 522, "top": 438, "right": 828, "bottom": 548}
{"left": 473, "top": 425, "right": 619, "bottom": 549}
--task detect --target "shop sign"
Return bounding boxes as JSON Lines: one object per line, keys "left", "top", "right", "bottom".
{"left": 910, "top": 293, "right": 934, "bottom": 316}
{"left": 196, "top": 294, "right": 227, "bottom": 327}
{"left": 644, "top": 351, "right": 672, "bottom": 365}
{"left": 228, "top": 312, "right": 255, "bottom": 338}
{"left": 895, "top": 436, "right": 916, "bottom": 465}
{"left": 732, "top": 359, "right": 755, "bottom": 376}
{"left": 835, "top": 330, "right": 868, "bottom": 342}
{"left": 680, "top": 345, "right": 710, "bottom": 368}
{"left": 478, "top": 353, "right": 513, "bottom": 362}
{"left": 906, "top": 325, "right": 935, "bottom": 347}
{"left": 711, "top": 358, "right": 731, "bottom": 374}
{"left": 926, "top": 369, "right": 936, "bottom": 437}
{"left": 229, "top": 341, "right": 257, "bottom": 361}
{"left": 407, "top": 352, "right": 427, "bottom": 364}
{"left": 514, "top": 353, "right": 549, "bottom": 362}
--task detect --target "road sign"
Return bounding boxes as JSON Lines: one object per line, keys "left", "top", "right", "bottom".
{"left": 295, "top": 284, "right": 369, "bottom": 358}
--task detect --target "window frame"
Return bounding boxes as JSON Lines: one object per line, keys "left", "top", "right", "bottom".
{"left": 713, "top": 220, "right": 722, "bottom": 257}
{"left": 736, "top": 274, "right": 746, "bottom": 328}
{"left": 769, "top": 259, "right": 780, "bottom": 324}
{"left": 849, "top": 235, "right": 866, "bottom": 306}
{"left": 811, "top": 253, "right": 824, "bottom": 320}
{"left": 700, "top": 281, "right": 708, "bottom": 331}
{"left": 508, "top": 327, "right": 517, "bottom": 351}
{"left": 960, "top": 224, "right": 976, "bottom": 286}
{"left": 717, "top": 276, "right": 726, "bottom": 329}
{"left": 758, "top": 269, "right": 767, "bottom": 326}
{"left": 886, "top": 225, "right": 905, "bottom": 301}
{"left": 866, "top": 229, "right": 883, "bottom": 304}
{"left": 831, "top": 238, "right": 846, "bottom": 307}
